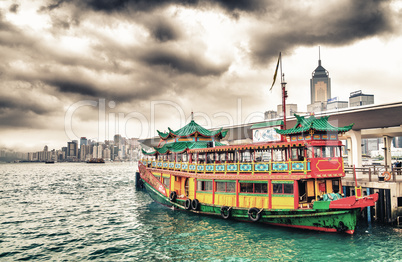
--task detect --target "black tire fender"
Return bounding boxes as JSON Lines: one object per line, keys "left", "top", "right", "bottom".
{"left": 220, "top": 206, "right": 231, "bottom": 219}
{"left": 191, "top": 199, "right": 199, "bottom": 210}
{"left": 185, "top": 199, "right": 192, "bottom": 210}
{"left": 248, "top": 207, "right": 262, "bottom": 222}
{"left": 169, "top": 191, "right": 177, "bottom": 202}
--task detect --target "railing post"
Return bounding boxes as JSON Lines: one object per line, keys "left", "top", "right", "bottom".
{"left": 269, "top": 160, "right": 272, "bottom": 175}
{"left": 288, "top": 159, "right": 292, "bottom": 175}
{"left": 393, "top": 169, "right": 397, "bottom": 182}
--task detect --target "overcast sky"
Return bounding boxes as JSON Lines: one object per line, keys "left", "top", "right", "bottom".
{"left": 1, "top": 0, "right": 402, "bottom": 152}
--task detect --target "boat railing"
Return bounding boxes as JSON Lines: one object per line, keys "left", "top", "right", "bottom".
{"left": 142, "top": 159, "right": 311, "bottom": 175}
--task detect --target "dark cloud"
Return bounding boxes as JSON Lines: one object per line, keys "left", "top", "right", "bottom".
{"left": 249, "top": 0, "right": 395, "bottom": 65}
{"left": 9, "top": 4, "right": 19, "bottom": 13}
{"left": 46, "top": 79, "right": 100, "bottom": 96}
{"left": 146, "top": 17, "right": 182, "bottom": 42}
{"left": 42, "top": 0, "right": 265, "bottom": 15}
{"left": 0, "top": 97, "right": 50, "bottom": 115}
{"left": 140, "top": 46, "right": 230, "bottom": 76}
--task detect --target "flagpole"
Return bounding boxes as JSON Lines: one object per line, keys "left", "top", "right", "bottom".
{"left": 280, "top": 53, "right": 287, "bottom": 130}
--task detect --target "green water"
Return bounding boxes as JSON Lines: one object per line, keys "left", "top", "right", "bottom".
{"left": 0, "top": 162, "right": 401, "bottom": 261}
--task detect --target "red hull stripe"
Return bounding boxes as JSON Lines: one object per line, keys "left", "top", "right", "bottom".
{"left": 265, "top": 222, "right": 354, "bottom": 234}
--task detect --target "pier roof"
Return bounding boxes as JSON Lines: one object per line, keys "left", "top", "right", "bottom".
{"left": 275, "top": 114, "right": 353, "bottom": 135}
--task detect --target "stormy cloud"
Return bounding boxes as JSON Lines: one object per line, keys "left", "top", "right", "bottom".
{"left": 0, "top": 0, "right": 401, "bottom": 151}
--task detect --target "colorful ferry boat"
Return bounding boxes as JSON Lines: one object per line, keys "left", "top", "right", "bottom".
{"left": 139, "top": 115, "right": 378, "bottom": 234}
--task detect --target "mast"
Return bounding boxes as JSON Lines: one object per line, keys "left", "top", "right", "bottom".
{"left": 280, "top": 54, "right": 287, "bottom": 130}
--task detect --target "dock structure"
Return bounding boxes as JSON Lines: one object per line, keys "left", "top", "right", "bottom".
{"left": 343, "top": 166, "right": 402, "bottom": 225}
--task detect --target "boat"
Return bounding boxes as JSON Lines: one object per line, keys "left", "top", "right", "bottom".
{"left": 45, "top": 161, "right": 55, "bottom": 164}
{"left": 87, "top": 158, "right": 105, "bottom": 163}
{"left": 138, "top": 62, "right": 378, "bottom": 234}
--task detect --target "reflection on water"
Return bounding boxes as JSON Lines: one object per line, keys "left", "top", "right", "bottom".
{"left": 0, "top": 163, "right": 401, "bottom": 261}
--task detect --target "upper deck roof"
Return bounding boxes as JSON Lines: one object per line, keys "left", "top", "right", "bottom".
{"left": 157, "top": 120, "right": 228, "bottom": 140}
{"left": 275, "top": 114, "right": 353, "bottom": 135}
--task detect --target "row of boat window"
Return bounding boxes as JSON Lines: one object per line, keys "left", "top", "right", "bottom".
{"left": 153, "top": 146, "right": 342, "bottom": 163}
{"left": 197, "top": 181, "right": 293, "bottom": 195}
{"left": 159, "top": 176, "right": 294, "bottom": 195}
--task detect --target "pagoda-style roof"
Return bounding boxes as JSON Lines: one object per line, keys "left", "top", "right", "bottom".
{"left": 157, "top": 120, "right": 228, "bottom": 140}
{"left": 275, "top": 114, "right": 353, "bottom": 135}
{"left": 142, "top": 141, "right": 226, "bottom": 155}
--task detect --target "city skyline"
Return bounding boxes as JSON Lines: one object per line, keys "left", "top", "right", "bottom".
{"left": 1, "top": 1, "right": 402, "bottom": 152}
{"left": 26, "top": 134, "right": 141, "bottom": 162}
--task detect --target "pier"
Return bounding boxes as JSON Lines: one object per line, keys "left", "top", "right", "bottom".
{"left": 343, "top": 166, "right": 402, "bottom": 225}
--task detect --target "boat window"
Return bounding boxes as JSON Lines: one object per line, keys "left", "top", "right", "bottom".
{"left": 242, "top": 151, "right": 252, "bottom": 162}
{"left": 322, "top": 146, "right": 334, "bottom": 158}
{"left": 273, "top": 149, "right": 285, "bottom": 161}
{"left": 163, "top": 177, "right": 170, "bottom": 189}
{"left": 254, "top": 183, "right": 268, "bottom": 193}
{"left": 291, "top": 147, "right": 305, "bottom": 161}
{"left": 332, "top": 179, "right": 340, "bottom": 193}
{"left": 284, "top": 184, "right": 293, "bottom": 194}
{"left": 197, "top": 180, "right": 213, "bottom": 192}
{"left": 334, "top": 147, "right": 341, "bottom": 157}
{"left": 273, "top": 183, "right": 294, "bottom": 194}
{"left": 198, "top": 154, "right": 205, "bottom": 164}
{"left": 255, "top": 150, "right": 271, "bottom": 162}
{"left": 313, "top": 147, "right": 321, "bottom": 158}
{"left": 306, "top": 147, "right": 313, "bottom": 159}
{"left": 240, "top": 182, "right": 267, "bottom": 194}
{"left": 216, "top": 181, "right": 236, "bottom": 193}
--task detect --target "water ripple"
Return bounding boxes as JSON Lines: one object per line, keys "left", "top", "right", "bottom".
{"left": 0, "top": 162, "right": 401, "bottom": 261}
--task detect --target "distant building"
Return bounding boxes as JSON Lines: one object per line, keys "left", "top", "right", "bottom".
{"left": 277, "top": 104, "right": 298, "bottom": 117}
{"left": 326, "top": 97, "right": 348, "bottom": 111}
{"left": 67, "top": 141, "right": 78, "bottom": 159}
{"left": 307, "top": 101, "right": 327, "bottom": 113}
{"left": 310, "top": 52, "right": 331, "bottom": 105}
{"left": 114, "top": 134, "right": 122, "bottom": 146}
{"left": 103, "top": 148, "right": 111, "bottom": 161}
{"left": 264, "top": 110, "right": 277, "bottom": 120}
{"left": 349, "top": 90, "right": 374, "bottom": 107}
{"left": 80, "top": 137, "right": 88, "bottom": 147}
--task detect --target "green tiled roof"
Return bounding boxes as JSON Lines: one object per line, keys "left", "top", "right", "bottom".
{"left": 275, "top": 114, "right": 353, "bottom": 135}
{"left": 142, "top": 141, "right": 226, "bottom": 155}
{"left": 157, "top": 120, "right": 227, "bottom": 140}
{"left": 251, "top": 120, "right": 283, "bottom": 129}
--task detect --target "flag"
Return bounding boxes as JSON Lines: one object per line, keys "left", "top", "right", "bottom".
{"left": 270, "top": 52, "right": 281, "bottom": 91}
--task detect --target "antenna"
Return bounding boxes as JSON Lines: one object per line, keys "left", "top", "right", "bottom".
{"left": 318, "top": 46, "right": 321, "bottom": 66}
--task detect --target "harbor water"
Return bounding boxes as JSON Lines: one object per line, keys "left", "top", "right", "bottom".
{"left": 1, "top": 162, "right": 401, "bottom": 261}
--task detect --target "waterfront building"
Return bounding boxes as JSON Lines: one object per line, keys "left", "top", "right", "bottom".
{"left": 326, "top": 97, "right": 348, "bottom": 111}
{"left": 67, "top": 141, "right": 78, "bottom": 159}
{"left": 103, "top": 148, "right": 111, "bottom": 161}
{"left": 276, "top": 104, "right": 298, "bottom": 117}
{"left": 349, "top": 90, "right": 374, "bottom": 107}
{"left": 80, "top": 137, "right": 88, "bottom": 147}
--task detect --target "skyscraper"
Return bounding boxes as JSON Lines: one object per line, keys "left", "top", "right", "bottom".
{"left": 80, "top": 137, "right": 88, "bottom": 147}
{"left": 310, "top": 50, "right": 331, "bottom": 104}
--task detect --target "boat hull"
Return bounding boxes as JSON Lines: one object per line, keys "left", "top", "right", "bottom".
{"left": 141, "top": 176, "right": 361, "bottom": 234}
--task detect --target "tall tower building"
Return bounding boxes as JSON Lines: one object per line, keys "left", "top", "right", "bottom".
{"left": 310, "top": 48, "right": 331, "bottom": 104}
{"left": 80, "top": 137, "right": 88, "bottom": 147}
